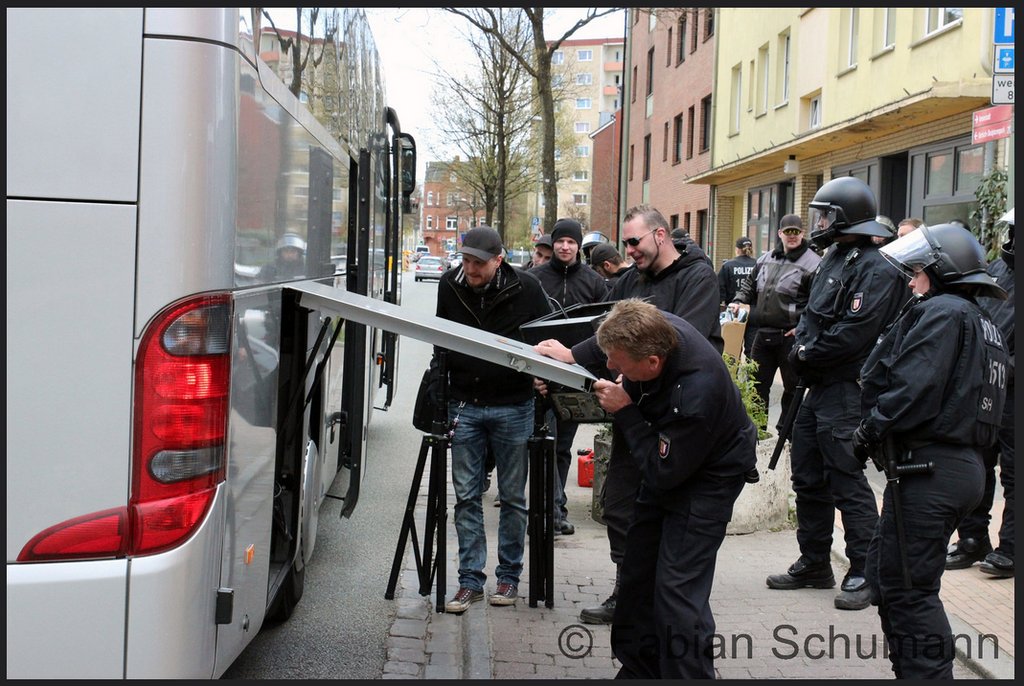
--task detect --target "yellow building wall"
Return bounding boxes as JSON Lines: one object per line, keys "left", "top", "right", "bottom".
{"left": 712, "top": 8, "right": 996, "bottom": 172}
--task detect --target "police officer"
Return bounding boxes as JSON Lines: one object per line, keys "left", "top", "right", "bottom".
{"left": 855, "top": 223, "right": 1009, "bottom": 678}
{"left": 946, "top": 208, "right": 1015, "bottom": 577}
{"left": 719, "top": 237, "right": 758, "bottom": 356}
{"left": 766, "top": 177, "right": 907, "bottom": 610}
{"left": 566, "top": 299, "right": 757, "bottom": 678}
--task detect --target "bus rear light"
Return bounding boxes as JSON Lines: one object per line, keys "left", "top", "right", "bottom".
{"left": 16, "top": 294, "right": 234, "bottom": 563}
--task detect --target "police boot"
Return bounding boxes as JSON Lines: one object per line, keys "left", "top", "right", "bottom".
{"left": 978, "top": 551, "right": 1014, "bottom": 578}
{"left": 945, "top": 538, "right": 992, "bottom": 570}
{"left": 834, "top": 571, "right": 871, "bottom": 610}
{"left": 579, "top": 566, "right": 619, "bottom": 624}
{"left": 766, "top": 556, "right": 835, "bottom": 590}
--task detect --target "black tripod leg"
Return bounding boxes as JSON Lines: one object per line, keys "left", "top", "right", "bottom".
{"left": 431, "top": 434, "right": 448, "bottom": 612}
{"left": 385, "top": 436, "right": 431, "bottom": 600}
{"left": 528, "top": 435, "right": 541, "bottom": 608}
{"left": 543, "top": 436, "right": 555, "bottom": 609}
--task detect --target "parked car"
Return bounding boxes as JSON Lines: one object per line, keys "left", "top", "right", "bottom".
{"left": 448, "top": 252, "right": 463, "bottom": 269}
{"left": 414, "top": 255, "right": 447, "bottom": 282}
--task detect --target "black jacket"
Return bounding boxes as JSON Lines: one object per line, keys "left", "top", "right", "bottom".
{"left": 794, "top": 238, "right": 907, "bottom": 383}
{"left": 531, "top": 256, "right": 609, "bottom": 309}
{"left": 571, "top": 247, "right": 723, "bottom": 371}
{"left": 733, "top": 241, "right": 821, "bottom": 330}
{"left": 613, "top": 311, "right": 757, "bottom": 517}
{"left": 979, "top": 256, "right": 1014, "bottom": 382}
{"left": 860, "top": 292, "right": 1010, "bottom": 449}
{"left": 718, "top": 255, "right": 756, "bottom": 305}
{"left": 436, "top": 261, "right": 552, "bottom": 405}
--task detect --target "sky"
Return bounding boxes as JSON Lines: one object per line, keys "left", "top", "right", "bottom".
{"left": 363, "top": 8, "right": 627, "bottom": 181}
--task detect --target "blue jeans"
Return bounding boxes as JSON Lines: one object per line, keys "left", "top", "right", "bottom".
{"left": 449, "top": 399, "right": 534, "bottom": 591}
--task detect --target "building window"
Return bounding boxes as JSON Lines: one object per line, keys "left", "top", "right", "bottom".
{"left": 810, "top": 95, "right": 822, "bottom": 128}
{"left": 446, "top": 192, "right": 459, "bottom": 206}
{"left": 573, "top": 193, "right": 589, "bottom": 205}
{"left": 672, "top": 113, "right": 683, "bottom": 164}
{"left": 686, "top": 105, "right": 695, "bottom": 159}
{"left": 776, "top": 31, "right": 790, "bottom": 104}
{"left": 684, "top": 213, "right": 692, "bottom": 236}
{"left": 666, "top": 28, "right": 673, "bottom": 66}
{"left": 646, "top": 47, "right": 655, "bottom": 96}
{"left": 427, "top": 191, "right": 434, "bottom": 206}
{"left": 643, "top": 134, "right": 651, "bottom": 181}
{"left": 575, "top": 145, "right": 590, "bottom": 158}
{"left": 577, "top": 49, "right": 593, "bottom": 61}
{"left": 729, "top": 63, "right": 742, "bottom": 135}
{"left": 446, "top": 216, "right": 458, "bottom": 230}
{"left": 631, "top": 65, "right": 637, "bottom": 102}
{"left": 552, "top": 50, "right": 564, "bottom": 65}
{"left": 573, "top": 170, "right": 589, "bottom": 181}
{"left": 757, "top": 44, "right": 769, "bottom": 115}
{"left": 880, "top": 8, "right": 896, "bottom": 49}
{"left": 690, "top": 10, "right": 699, "bottom": 53}
{"left": 803, "top": 92, "right": 822, "bottom": 130}
{"left": 670, "top": 214, "right": 679, "bottom": 229}
{"left": 704, "top": 8, "right": 715, "bottom": 40}
{"left": 699, "top": 95, "right": 712, "bottom": 152}
{"left": 925, "top": 7, "right": 962, "bottom": 35}
{"left": 552, "top": 74, "right": 564, "bottom": 87}
{"left": 841, "top": 8, "right": 859, "bottom": 68}
{"left": 909, "top": 137, "right": 982, "bottom": 225}
{"left": 575, "top": 121, "right": 591, "bottom": 133}
{"left": 426, "top": 215, "right": 433, "bottom": 230}
{"left": 677, "top": 13, "right": 687, "bottom": 63}
{"left": 628, "top": 143, "right": 634, "bottom": 181}
{"left": 576, "top": 72, "right": 593, "bottom": 85}
{"left": 697, "top": 209, "right": 708, "bottom": 245}
{"left": 576, "top": 98, "right": 592, "bottom": 110}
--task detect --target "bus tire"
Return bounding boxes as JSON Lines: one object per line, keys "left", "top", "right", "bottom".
{"left": 267, "top": 562, "right": 306, "bottom": 623}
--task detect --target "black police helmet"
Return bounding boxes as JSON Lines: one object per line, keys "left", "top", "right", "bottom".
{"left": 808, "top": 177, "right": 891, "bottom": 248}
{"left": 880, "top": 223, "right": 1007, "bottom": 300}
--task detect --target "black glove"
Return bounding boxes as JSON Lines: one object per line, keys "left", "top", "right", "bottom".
{"left": 851, "top": 421, "right": 879, "bottom": 469}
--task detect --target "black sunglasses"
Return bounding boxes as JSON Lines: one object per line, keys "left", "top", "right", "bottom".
{"left": 623, "top": 227, "right": 659, "bottom": 247}
{"left": 781, "top": 228, "right": 803, "bottom": 236}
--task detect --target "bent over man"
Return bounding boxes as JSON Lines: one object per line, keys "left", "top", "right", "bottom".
{"left": 565, "top": 299, "right": 756, "bottom": 678}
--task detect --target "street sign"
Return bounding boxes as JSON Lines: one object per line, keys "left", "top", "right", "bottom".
{"left": 974, "top": 104, "right": 1014, "bottom": 128}
{"left": 973, "top": 120, "right": 1012, "bottom": 145}
{"left": 531, "top": 216, "right": 540, "bottom": 229}
{"left": 994, "top": 7, "right": 1015, "bottom": 44}
{"left": 995, "top": 46, "right": 1015, "bottom": 73}
{"left": 992, "top": 75, "right": 1014, "bottom": 105}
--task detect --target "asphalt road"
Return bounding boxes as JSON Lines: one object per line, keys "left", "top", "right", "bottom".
{"left": 223, "top": 272, "right": 440, "bottom": 679}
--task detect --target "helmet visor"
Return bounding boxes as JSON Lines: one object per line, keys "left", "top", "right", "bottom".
{"left": 810, "top": 203, "right": 844, "bottom": 232}
{"left": 879, "top": 228, "right": 934, "bottom": 278}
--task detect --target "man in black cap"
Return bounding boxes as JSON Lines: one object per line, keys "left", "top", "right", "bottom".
{"left": 530, "top": 218, "right": 610, "bottom": 535}
{"left": 718, "top": 236, "right": 757, "bottom": 357}
{"left": 589, "top": 242, "right": 630, "bottom": 282}
{"left": 728, "top": 214, "right": 821, "bottom": 433}
{"left": 524, "top": 233, "right": 553, "bottom": 270}
{"left": 435, "top": 226, "right": 553, "bottom": 614}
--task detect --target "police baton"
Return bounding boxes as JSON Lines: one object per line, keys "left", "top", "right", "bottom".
{"left": 878, "top": 433, "right": 934, "bottom": 589}
{"left": 768, "top": 380, "right": 806, "bottom": 470}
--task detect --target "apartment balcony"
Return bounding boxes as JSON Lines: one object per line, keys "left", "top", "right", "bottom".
{"left": 603, "top": 61, "right": 623, "bottom": 72}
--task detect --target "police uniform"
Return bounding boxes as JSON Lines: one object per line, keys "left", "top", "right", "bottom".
{"left": 859, "top": 292, "right": 1008, "bottom": 677}
{"left": 773, "top": 237, "right": 907, "bottom": 605}
{"left": 608, "top": 311, "right": 757, "bottom": 679}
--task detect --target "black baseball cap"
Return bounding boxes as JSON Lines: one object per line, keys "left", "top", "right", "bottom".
{"left": 735, "top": 237, "right": 753, "bottom": 249}
{"left": 461, "top": 226, "right": 504, "bottom": 261}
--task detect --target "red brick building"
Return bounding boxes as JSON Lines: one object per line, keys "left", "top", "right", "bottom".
{"left": 419, "top": 159, "right": 486, "bottom": 257}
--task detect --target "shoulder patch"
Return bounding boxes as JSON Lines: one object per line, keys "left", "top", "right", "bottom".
{"left": 850, "top": 292, "right": 863, "bottom": 313}
{"left": 658, "top": 433, "right": 671, "bottom": 459}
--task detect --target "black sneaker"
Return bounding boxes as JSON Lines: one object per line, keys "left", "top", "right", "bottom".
{"left": 766, "top": 557, "right": 835, "bottom": 590}
{"left": 834, "top": 572, "right": 871, "bottom": 610}
{"left": 945, "top": 538, "right": 992, "bottom": 570}
{"left": 445, "top": 587, "right": 484, "bottom": 614}
{"left": 579, "top": 594, "right": 616, "bottom": 624}
{"left": 978, "top": 551, "right": 1014, "bottom": 578}
{"left": 490, "top": 582, "right": 518, "bottom": 606}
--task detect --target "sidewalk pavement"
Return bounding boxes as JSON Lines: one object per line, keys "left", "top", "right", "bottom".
{"left": 383, "top": 380, "right": 1013, "bottom": 679}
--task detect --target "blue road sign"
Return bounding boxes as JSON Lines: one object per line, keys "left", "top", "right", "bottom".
{"left": 531, "top": 216, "right": 540, "bottom": 229}
{"left": 995, "top": 46, "right": 1015, "bottom": 73}
{"left": 994, "top": 8, "right": 1015, "bottom": 44}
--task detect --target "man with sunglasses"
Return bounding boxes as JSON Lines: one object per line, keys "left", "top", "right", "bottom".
{"left": 766, "top": 177, "right": 907, "bottom": 611}
{"left": 728, "top": 215, "right": 821, "bottom": 434}
{"left": 535, "top": 203, "right": 722, "bottom": 625}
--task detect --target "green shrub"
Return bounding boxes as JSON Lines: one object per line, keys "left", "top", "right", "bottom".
{"left": 723, "top": 353, "right": 770, "bottom": 441}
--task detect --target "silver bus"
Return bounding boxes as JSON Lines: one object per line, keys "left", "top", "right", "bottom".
{"left": 7, "top": 8, "right": 415, "bottom": 678}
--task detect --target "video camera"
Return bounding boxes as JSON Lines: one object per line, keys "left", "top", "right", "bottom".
{"left": 520, "top": 302, "right": 615, "bottom": 423}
